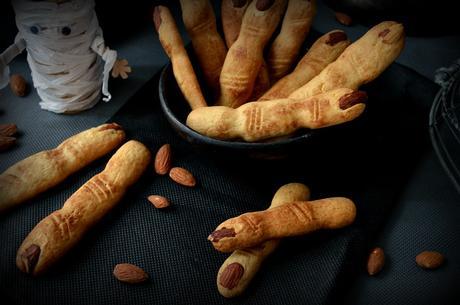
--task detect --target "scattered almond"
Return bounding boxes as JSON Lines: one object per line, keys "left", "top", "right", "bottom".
{"left": 0, "top": 124, "right": 17, "bottom": 137}
{"left": 148, "top": 195, "right": 170, "bottom": 209}
{"left": 169, "top": 167, "right": 196, "bottom": 187}
{"left": 416, "top": 251, "right": 444, "bottom": 269}
{"left": 154, "top": 144, "right": 172, "bottom": 175}
{"left": 335, "top": 11, "right": 352, "bottom": 26}
{"left": 10, "top": 74, "right": 28, "bottom": 97}
{"left": 113, "top": 263, "right": 149, "bottom": 284}
{"left": 367, "top": 247, "right": 385, "bottom": 275}
{"left": 0, "top": 136, "right": 16, "bottom": 152}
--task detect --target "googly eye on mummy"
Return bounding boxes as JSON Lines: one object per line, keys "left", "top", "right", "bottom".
{"left": 61, "top": 26, "right": 71, "bottom": 36}
{"left": 28, "top": 24, "right": 73, "bottom": 37}
{"left": 30, "top": 25, "right": 40, "bottom": 34}
{"left": 0, "top": 0, "right": 132, "bottom": 114}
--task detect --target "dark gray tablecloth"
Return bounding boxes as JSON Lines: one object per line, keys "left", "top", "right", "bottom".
{"left": 1, "top": 1, "right": 459, "bottom": 304}
{"left": 1, "top": 60, "right": 458, "bottom": 305}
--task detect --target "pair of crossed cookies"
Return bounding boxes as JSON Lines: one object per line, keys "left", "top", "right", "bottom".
{"left": 208, "top": 183, "right": 356, "bottom": 297}
{"left": 0, "top": 125, "right": 151, "bottom": 275}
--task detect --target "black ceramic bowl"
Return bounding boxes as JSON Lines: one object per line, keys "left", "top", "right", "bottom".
{"left": 158, "top": 61, "right": 327, "bottom": 159}
{"left": 156, "top": 24, "right": 365, "bottom": 160}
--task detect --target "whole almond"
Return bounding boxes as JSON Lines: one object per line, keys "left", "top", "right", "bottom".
{"left": 20, "top": 244, "right": 41, "bottom": 274}
{"left": 325, "top": 31, "right": 348, "bottom": 46}
{"left": 154, "top": 144, "right": 172, "bottom": 175}
{"left": 148, "top": 195, "right": 170, "bottom": 208}
{"left": 208, "top": 228, "right": 236, "bottom": 242}
{"left": 153, "top": 6, "right": 162, "bottom": 32}
{"left": 335, "top": 11, "right": 353, "bottom": 26}
{"left": 339, "top": 91, "right": 367, "bottom": 110}
{"left": 113, "top": 263, "right": 148, "bottom": 284}
{"left": 169, "top": 167, "right": 196, "bottom": 187}
{"left": 416, "top": 251, "right": 444, "bottom": 269}
{"left": 256, "top": 0, "right": 274, "bottom": 11}
{"left": 10, "top": 74, "right": 27, "bottom": 97}
{"left": 219, "top": 262, "right": 245, "bottom": 289}
{"left": 367, "top": 247, "right": 385, "bottom": 275}
{"left": 0, "top": 124, "right": 17, "bottom": 137}
{"left": 232, "top": 0, "right": 247, "bottom": 8}
{"left": 0, "top": 136, "right": 16, "bottom": 152}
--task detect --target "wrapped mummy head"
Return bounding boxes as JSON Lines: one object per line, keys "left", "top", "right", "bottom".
{"left": 10, "top": 0, "right": 117, "bottom": 113}
{"left": 13, "top": 0, "right": 99, "bottom": 53}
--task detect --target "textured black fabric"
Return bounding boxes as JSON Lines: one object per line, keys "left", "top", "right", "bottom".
{"left": 342, "top": 150, "right": 460, "bottom": 305}
{"left": 0, "top": 63, "right": 443, "bottom": 305}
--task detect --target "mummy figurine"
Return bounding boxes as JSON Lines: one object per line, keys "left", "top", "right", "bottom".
{"left": 0, "top": 0, "right": 131, "bottom": 113}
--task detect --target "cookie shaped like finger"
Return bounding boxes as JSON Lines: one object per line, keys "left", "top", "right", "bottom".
{"left": 0, "top": 123, "right": 125, "bottom": 213}
{"left": 221, "top": 1, "right": 270, "bottom": 101}
{"left": 260, "top": 30, "right": 350, "bottom": 100}
{"left": 267, "top": 0, "right": 317, "bottom": 81}
{"left": 209, "top": 197, "right": 356, "bottom": 252}
{"left": 154, "top": 6, "right": 207, "bottom": 110}
{"left": 187, "top": 88, "right": 366, "bottom": 142}
{"left": 290, "top": 21, "right": 405, "bottom": 100}
{"left": 16, "top": 141, "right": 151, "bottom": 275}
{"left": 216, "top": 0, "right": 288, "bottom": 108}
{"left": 180, "top": 0, "right": 227, "bottom": 98}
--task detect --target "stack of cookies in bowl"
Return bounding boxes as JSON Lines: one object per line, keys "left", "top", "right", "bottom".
{"left": 155, "top": 0, "right": 405, "bottom": 143}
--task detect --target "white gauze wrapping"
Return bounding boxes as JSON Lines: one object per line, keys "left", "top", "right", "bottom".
{"left": 10, "top": 0, "right": 117, "bottom": 113}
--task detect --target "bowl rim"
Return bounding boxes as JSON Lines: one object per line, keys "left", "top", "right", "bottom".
{"left": 158, "top": 63, "right": 315, "bottom": 149}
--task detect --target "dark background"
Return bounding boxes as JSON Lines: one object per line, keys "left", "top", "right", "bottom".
{"left": 1, "top": 1, "right": 459, "bottom": 305}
